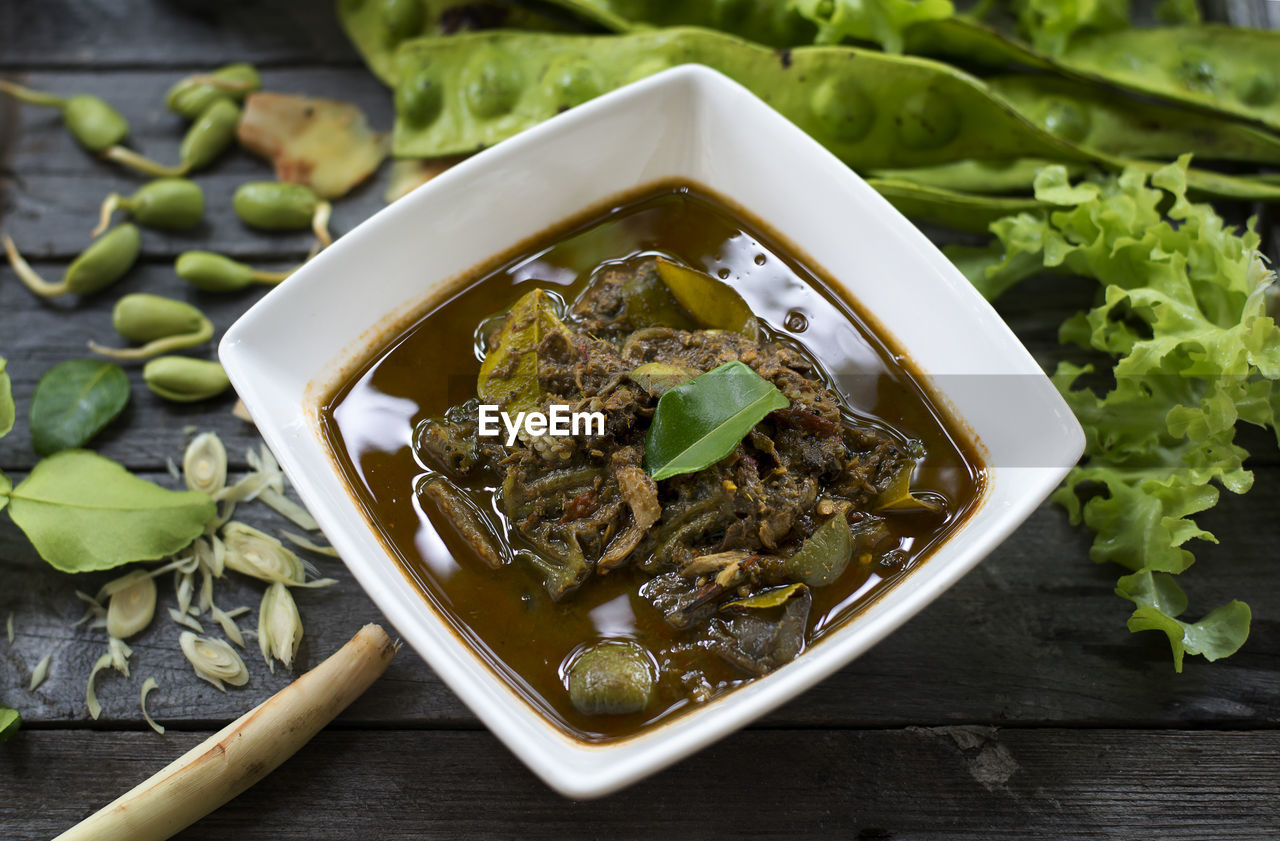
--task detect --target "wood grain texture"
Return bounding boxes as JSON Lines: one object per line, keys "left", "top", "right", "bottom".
{"left": 3, "top": 729, "right": 1279, "bottom": 840}
{"left": 2, "top": 1, "right": 1279, "bottom": 837}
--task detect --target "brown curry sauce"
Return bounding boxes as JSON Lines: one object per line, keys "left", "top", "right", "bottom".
{"left": 319, "top": 183, "right": 985, "bottom": 742}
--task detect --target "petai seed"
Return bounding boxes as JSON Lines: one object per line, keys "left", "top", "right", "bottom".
{"left": 232, "top": 181, "right": 320, "bottom": 230}
{"left": 166, "top": 63, "right": 262, "bottom": 120}
{"left": 66, "top": 224, "right": 142, "bottom": 296}
{"left": 112, "top": 294, "right": 209, "bottom": 343}
{"left": 143, "top": 356, "right": 231, "bottom": 403}
{"left": 566, "top": 640, "right": 655, "bottom": 716}
{"left": 180, "top": 98, "right": 241, "bottom": 173}
{"left": 62, "top": 94, "right": 130, "bottom": 152}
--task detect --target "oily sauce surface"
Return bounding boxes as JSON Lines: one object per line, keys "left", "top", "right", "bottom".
{"left": 320, "top": 184, "right": 985, "bottom": 742}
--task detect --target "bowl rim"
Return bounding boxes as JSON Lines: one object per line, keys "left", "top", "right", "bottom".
{"left": 221, "top": 63, "right": 1085, "bottom": 798}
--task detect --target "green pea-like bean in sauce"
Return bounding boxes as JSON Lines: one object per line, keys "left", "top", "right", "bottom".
{"left": 320, "top": 183, "right": 986, "bottom": 742}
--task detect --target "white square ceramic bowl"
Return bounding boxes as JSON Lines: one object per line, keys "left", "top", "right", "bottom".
{"left": 220, "top": 64, "right": 1084, "bottom": 799}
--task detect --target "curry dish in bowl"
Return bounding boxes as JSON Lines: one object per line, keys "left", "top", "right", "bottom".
{"left": 320, "top": 181, "right": 985, "bottom": 742}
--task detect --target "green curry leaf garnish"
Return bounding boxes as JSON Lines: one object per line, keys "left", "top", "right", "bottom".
{"left": 645, "top": 361, "right": 790, "bottom": 481}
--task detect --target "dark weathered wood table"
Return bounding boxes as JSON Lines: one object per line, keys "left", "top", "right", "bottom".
{"left": 2, "top": 2, "right": 1278, "bottom": 838}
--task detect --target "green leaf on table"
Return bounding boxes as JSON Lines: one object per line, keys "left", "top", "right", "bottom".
{"left": 30, "top": 359, "right": 130, "bottom": 456}
{"left": 0, "top": 705, "right": 19, "bottom": 743}
{"left": 0, "top": 469, "right": 10, "bottom": 516}
{"left": 0, "top": 356, "right": 14, "bottom": 439}
{"left": 645, "top": 361, "right": 789, "bottom": 481}
{"left": 6, "top": 450, "right": 215, "bottom": 573}
{"left": 477, "top": 288, "right": 574, "bottom": 416}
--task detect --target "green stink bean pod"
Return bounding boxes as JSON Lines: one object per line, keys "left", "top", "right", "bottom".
{"left": 0, "top": 81, "right": 129, "bottom": 153}
{"left": 89, "top": 294, "right": 214, "bottom": 361}
{"left": 1058, "top": 26, "right": 1280, "bottom": 134}
{"left": 143, "top": 356, "right": 231, "bottom": 403}
{"left": 175, "top": 251, "right": 294, "bottom": 292}
{"left": 94, "top": 178, "right": 205, "bottom": 237}
{"left": 165, "top": 63, "right": 262, "bottom": 120}
{"left": 865, "top": 178, "right": 1047, "bottom": 234}
{"left": 989, "top": 75, "right": 1280, "bottom": 166}
{"left": 390, "top": 28, "right": 1105, "bottom": 169}
{"left": 2, "top": 224, "right": 141, "bottom": 299}
{"left": 339, "top": 0, "right": 573, "bottom": 85}
{"left": 232, "top": 181, "right": 333, "bottom": 247}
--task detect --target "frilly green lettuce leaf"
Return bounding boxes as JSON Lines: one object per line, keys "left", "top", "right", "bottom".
{"left": 1117, "top": 570, "right": 1249, "bottom": 671}
{"left": 789, "top": 0, "right": 954, "bottom": 53}
{"left": 1011, "top": 0, "right": 1131, "bottom": 55}
{"left": 956, "top": 157, "right": 1278, "bottom": 669}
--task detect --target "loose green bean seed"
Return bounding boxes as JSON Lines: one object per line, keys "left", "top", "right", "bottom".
{"left": 0, "top": 81, "right": 128, "bottom": 153}
{"left": 107, "top": 99, "right": 242, "bottom": 177}
{"left": 232, "top": 182, "right": 334, "bottom": 248}
{"left": 233, "top": 182, "right": 315, "bottom": 229}
{"left": 62, "top": 94, "right": 130, "bottom": 152}
{"left": 3, "top": 225, "right": 141, "bottom": 299}
{"left": 166, "top": 63, "right": 262, "bottom": 120}
{"left": 143, "top": 356, "right": 231, "bottom": 403}
{"left": 180, "top": 98, "right": 242, "bottom": 173}
{"left": 89, "top": 294, "right": 214, "bottom": 361}
{"left": 175, "top": 251, "right": 294, "bottom": 292}
{"left": 94, "top": 178, "right": 205, "bottom": 237}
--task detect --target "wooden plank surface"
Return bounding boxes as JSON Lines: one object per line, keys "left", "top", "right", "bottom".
{"left": 4, "top": 729, "right": 1279, "bottom": 840}
{"left": 2, "top": 0, "right": 1279, "bottom": 837}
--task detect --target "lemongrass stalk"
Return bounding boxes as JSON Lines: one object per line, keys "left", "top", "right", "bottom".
{"left": 53, "top": 624, "right": 396, "bottom": 841}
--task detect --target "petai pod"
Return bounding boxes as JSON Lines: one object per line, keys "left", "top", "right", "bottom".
{"left": 2, "top": 224, "right": 141, "bottom": 299}
{"left": 865, "top": 178, "right": 1047, "bottom": 233}
{"left": 1056, "top": 25, "right": 1280, "bottom": 134}
{"left": 174, "top": 251, "right": 294, "bottom": 292}
{"left": 143, "top": 356, "right": 231, "bottom": 403}
{"left": 89, "top": 294, "right": 214, "bottom": 361}
{"left": 339, "top": 0, "right": 575, "bottom": 85}
{"left": 543, "top": 0, "right": 817, "bottom": 48}
{"left": 875, "top": 157, "right": 1280, "bottom": 205}
{"left": 94, "top": 178, "right": 205, "bottom": 237}
{"left": 390, "top": 28, "right": 1104, "bottom": 169}
{"left": 988, "top": 74, "right": 1280, "bottom": 166}
{"left": 166, "top": 62, "right": 262, "bottom": 120}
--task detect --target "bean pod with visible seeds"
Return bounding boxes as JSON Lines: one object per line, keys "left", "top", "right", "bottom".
{"left": 94, "top": 178, "right": 205, "bottom": 237}
{"left": 390, "top": 28, "right": 1106, "bottom": 168}
{"left": 166, "top": 63, "right": 262, "bottom": 120}
{"left": 143, "top": 356, "right": 231, "bottom": 403}
{"left": 3, "top": 224, "right": 141, "bottom": 299}
{"left": 89, "top": 294, "right": 214, "bottom": 361}
{"left": 175, "top": 251, "right": 294, "bottom": 292}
